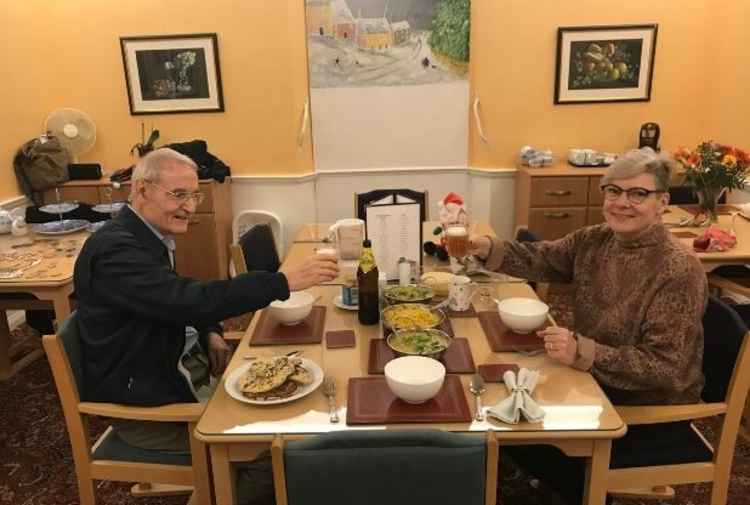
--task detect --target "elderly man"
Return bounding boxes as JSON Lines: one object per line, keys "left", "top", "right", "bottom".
{"left": 74, "top": 148, "right": 339, "bottom": 453}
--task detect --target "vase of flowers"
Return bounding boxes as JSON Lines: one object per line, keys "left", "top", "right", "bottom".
{"left": 674, "top": 141, "right": 750, "bottom": 224}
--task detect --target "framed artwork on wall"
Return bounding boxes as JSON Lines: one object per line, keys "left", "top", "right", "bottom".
{"left": 120, "top": 33, "right": 224, "bottom": 115}
{"left": 554, "top": 24, "right": 658, "bottom": 104}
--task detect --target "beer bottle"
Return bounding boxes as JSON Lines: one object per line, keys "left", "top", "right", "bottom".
{"left": 357, "top": 239, "right": 379, "bottom": 325}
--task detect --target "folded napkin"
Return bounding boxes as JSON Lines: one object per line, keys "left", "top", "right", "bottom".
{"left": 486, "top": 368, "right": 545, "bottom": 424}
{"left": 693, "top": 226, "right": 737, "bottom": 252}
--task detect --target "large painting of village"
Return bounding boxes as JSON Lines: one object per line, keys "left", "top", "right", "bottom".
{"left": 306, "top": 0, "right": 470, "bottom": 88}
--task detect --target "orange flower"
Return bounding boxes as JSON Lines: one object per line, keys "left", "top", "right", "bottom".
{"left": 687, "top": 153, "right": 700, "bottom": 166}
{"left": 723, "top": 154, "right": 738, "bottom": 167}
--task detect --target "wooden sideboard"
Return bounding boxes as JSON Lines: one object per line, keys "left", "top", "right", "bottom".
{"left": 43, "top": 178, "right": 233, "bottom": 281}
{"left": 514, "top": 163, "right": 607, "bottom": 240}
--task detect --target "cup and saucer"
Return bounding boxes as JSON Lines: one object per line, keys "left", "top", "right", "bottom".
{"left": 333, "top": 295, "right": 357, "bottom": 311}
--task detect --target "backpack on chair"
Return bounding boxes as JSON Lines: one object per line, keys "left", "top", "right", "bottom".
{"left": 13, "top": 135, "right": 71, "bottom": 205}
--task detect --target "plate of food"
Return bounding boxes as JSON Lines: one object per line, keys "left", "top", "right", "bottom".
{"left": 381, "top": 303, "right": 445, "bottom": 332}
{"left": 383, "top": 284, "right": 434, "bottom": 304}
{"left": 224, "top": 355, "right": 324, "bottom": 405}
{"left": 32, "top": 219, "right": 89, "bottom": 235}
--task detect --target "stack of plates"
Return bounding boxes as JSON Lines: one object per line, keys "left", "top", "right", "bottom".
{"left": 32, "top": 219, "right": 89, "bottom": 235}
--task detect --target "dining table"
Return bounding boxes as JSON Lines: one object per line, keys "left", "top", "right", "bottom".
{"left": 195, "top": 226, "right": 626, "bottom": 505}
{"left": 0, "top": 230, "right": 87, "bottom": 380}
{"left": 665, "top": 204, "right": 750, "bottom": 271}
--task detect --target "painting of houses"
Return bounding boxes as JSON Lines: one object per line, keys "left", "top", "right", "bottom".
{"left": 306, "top": 0, "right": 469, "bottom": 87}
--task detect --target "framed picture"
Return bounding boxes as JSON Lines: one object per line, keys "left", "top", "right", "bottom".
{"left": 120, "top": 33, "right": 224, "bottom": 115}
{"left": 554, "top": 24, "right": 658, "bottom": 104}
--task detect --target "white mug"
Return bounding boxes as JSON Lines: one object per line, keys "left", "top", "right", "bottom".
{"left": 448, "top": 275, "right": 477, "bottom": 312}
{"left": 568, "top": 149, "right": 585, "bottom": 165}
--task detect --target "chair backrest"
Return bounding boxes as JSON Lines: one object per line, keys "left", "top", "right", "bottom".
{"left": 515, "top": 226, "right": 539, "bottom": 243}
{"left": 701, "top": 295, "right": 748, "bottom": 402}
{"left": 233, "top": 210, "right": 284, "bottom": 258}
{"left": 238, "top": 223, "right": 281, "bottom": 273}
{"left": 355, "top": 189, "right": 428, "bottom": 222}
{"left": 668, "top": 186, "right": 727, "bottom": 205}
{"left": 276, "top": 430, "right": 489, "bottom": 505}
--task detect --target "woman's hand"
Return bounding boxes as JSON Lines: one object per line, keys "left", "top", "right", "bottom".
{"left": 537, "top": 326, "right": 577, "bottom": 366}
{"left": 468, "top": 235, "right": 492, "bottom": 260}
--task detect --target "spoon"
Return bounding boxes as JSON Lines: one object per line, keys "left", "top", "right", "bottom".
{"left": 469, "top": 373, "right": 487, "bottom": 421}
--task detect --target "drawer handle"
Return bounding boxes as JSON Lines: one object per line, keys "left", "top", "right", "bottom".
{"left": 188, "top": 216, "right": 201, "bottom": 224}
{"left": 543, "top": 212, "right": 570, "bottom": 219}
{"left": 545, "top": 190, "right": 572, "bottom": 196}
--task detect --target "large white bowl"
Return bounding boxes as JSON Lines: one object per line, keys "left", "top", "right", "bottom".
{"left": 384, "top": 356, "right": 446, "bottom": 404}
{"left": 268, "top": 291, "right": 315, "bottom": 325}
{"left": 496, "top": 297, "right": 549, "bottom": 334}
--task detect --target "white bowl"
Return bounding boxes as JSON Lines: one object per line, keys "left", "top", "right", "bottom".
{"left": 496, "top": 297, "right": 549, "bottom": 334}
{"left": 268, "top": 291, "right": 315, "bottom": 325}
{"left": 384, "top": 356, "right": 446, "bottom": 404}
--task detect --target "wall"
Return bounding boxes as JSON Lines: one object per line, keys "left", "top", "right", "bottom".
{"left": 469, "top": 0, "right": 717, "bottom": 168}
{"left": 2, "top": 0, "right": 747, "bottom": 209}
{"left": 0, "top": 0, "right": 313, "bottom": 202}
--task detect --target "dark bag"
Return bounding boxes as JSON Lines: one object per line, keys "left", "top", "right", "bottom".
{"left": 165, "top": 140, "right": 231, "bottom": 182}
{"left": 13, "top": 135, "right": 71, "bottom": 205}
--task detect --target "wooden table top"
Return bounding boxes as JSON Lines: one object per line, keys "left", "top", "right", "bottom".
{"left": 0, "top": 230, "right": 88, "bottom": 288}
{"left": 196, "top": 281, "right": 624, "bottom": 443}
{"left": 664, "top": 205, "right": 750, "bottom": 270}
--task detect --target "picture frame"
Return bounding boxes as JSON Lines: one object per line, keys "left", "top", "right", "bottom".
{"left": 120, "top": 33, "right": 224, "bottom": 115}
{"left": 554, "top": 24, "right": 658, "bottom": 104}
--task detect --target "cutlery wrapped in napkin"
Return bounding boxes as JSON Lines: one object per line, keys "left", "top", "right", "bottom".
{"left": 486, "top": 368, "right": 545, "bottom": 424}
{"left": 693, "top": 226, "right": 737, "bottom": 252}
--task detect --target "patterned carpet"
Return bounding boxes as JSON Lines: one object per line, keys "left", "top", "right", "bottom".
{"left": 1, "top": 305, "right": 749, "bottom": 505}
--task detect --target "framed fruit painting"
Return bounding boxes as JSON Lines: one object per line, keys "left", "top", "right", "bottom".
{"left": 554, "top": 24, "right": 658, "bottom": 104}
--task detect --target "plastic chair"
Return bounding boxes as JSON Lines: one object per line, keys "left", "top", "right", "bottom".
{"left": 42, "top": 313, "right": 211, "bottom": 505}
{"left": 607, "top": 296, "right": 750, "bottom": 505}
{"left": 232, "top": 210, "right": 284, "bottom": 259}
{"left": 272, "top": 429, "right": 498, "bottom": 505}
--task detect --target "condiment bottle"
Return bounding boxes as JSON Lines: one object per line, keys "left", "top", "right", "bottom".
{"left": 357, "top": 239, "right": 379, "bottom": 325}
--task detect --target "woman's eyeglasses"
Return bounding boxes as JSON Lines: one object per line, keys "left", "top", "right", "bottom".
{"left": 146, "top": 180, "right": 205, "bottom": 205}
{"left": 600, "top": 184, "right": 663, "bottom": 204}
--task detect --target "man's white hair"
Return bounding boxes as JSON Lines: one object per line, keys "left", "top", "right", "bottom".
{"left": 131, "top": 148, "right": 197, "bottom": 183}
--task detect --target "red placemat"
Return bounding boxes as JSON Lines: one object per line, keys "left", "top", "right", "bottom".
{"left": 346, "top": 375, "right": 471, "bottom": 425}
{"left": 367, "top": 338, "right": 476, "bottom": 374}
{"left": 478, "top": 363, "right": 520, "bottom": 383}
{"left": 477, "top": 311, "right": 546, "bottom": 352}
{"left": 249, "top": 306, "right": 326, "bottom": 346}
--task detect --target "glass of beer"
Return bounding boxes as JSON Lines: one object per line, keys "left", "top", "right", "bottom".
{"left": 445, "top": 224, "right": 469, "bottom": 259}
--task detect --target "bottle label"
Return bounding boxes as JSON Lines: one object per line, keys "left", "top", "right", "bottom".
{"left": 359, "top": 248, "right": 376, "bottom": 274}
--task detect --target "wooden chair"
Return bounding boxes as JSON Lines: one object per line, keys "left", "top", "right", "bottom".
{"left": 271, "top": 429, "right": 498, "bottom": 505}
{"left": 607, "top": 296, "right": 750, "bottom": 505}
{"left": 42, "top": 313, "right": 212, "bottom": 505}
{"left": 355, "top": 189, "right": 428, "bottom": 222}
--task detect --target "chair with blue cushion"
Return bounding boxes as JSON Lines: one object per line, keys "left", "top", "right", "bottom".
{"left": 271, "top": 429, "right": 498, "bottom": 505}
{"left": 607, "top": 296, "right": 750, "bottom": 505}
{"left": 42, "top": 313, "right": 211, "bottom": 505}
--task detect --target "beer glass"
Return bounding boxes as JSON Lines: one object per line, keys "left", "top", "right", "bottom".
{"left": 445, "top": 224, "right": 469, "bottom": 259}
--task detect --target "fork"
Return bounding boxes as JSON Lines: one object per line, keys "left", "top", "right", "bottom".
{"left": 322, "top": 377, "right": 340, "bottom": 423}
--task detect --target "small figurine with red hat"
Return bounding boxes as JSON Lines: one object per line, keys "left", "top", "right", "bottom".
{"left": 423, "top": 192, "right": 469, "bottom": 261}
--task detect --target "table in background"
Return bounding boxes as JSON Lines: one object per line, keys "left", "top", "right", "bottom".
{"left": 0, "top": 231, "right": 86, "bottom": 379}
{"left": 196, "top": 258, "right": 624, "bottom": 505}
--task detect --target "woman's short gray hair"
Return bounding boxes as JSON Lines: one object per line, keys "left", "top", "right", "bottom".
{"left": 131, "top": 148, "right": 197, "bottom": 183}
{"left": 600, "top": 147, "right": 676, "bottom": 191}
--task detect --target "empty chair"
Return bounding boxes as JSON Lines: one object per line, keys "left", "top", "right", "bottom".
{"left": 42, "top": 313, "right": 211, "bottom": 505}
{"left": 355, "top": 189, "right": 428, "bottom": 222}
{"left": 233, "top": 210, "right": 284, "bottom": 258}
{"left": 272, "top": 430, "right": 498, "bottom": 505}
{"left": 238, "top": 223, "right": 281, "bottom": 274}
{"left": 607, "top": 296, "right": 750, "bottom": 505}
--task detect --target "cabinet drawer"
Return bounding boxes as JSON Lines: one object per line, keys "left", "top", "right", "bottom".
{"left": 174, "top": 213, "right": 219, "bottom": 281}
{"left": 530, "top": 177, "right": 589, "bottom": 207}
{"left": 588, "top": 177, "right": 604, "bottom": 205}
{"left": 587, "top": 207, "right": 606, "bottom": 225}
{"left": 43, "top": 186, "right": 99, "bottom": 205}
{"left": 529, "top": 207, "right": 587, "bottom": 240}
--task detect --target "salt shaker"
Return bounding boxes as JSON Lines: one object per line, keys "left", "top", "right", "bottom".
{"left": 398, "top": 257, "right": 412, "bottom": 286}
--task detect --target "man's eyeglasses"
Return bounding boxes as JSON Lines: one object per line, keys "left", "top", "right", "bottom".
{"left": 600, "top": 184, "right": 663, "bottom": 204}
{"left": 146, "top": 180, "right": 205, "bottom": 205}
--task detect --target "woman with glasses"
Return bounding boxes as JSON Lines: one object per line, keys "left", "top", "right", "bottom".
{"left": 470, "top": 147, "right": 707, "bottom": 505}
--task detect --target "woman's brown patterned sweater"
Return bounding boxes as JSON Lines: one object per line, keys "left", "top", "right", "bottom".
{"left": 486, "top": 223, "right": 707, "bottom": 405}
